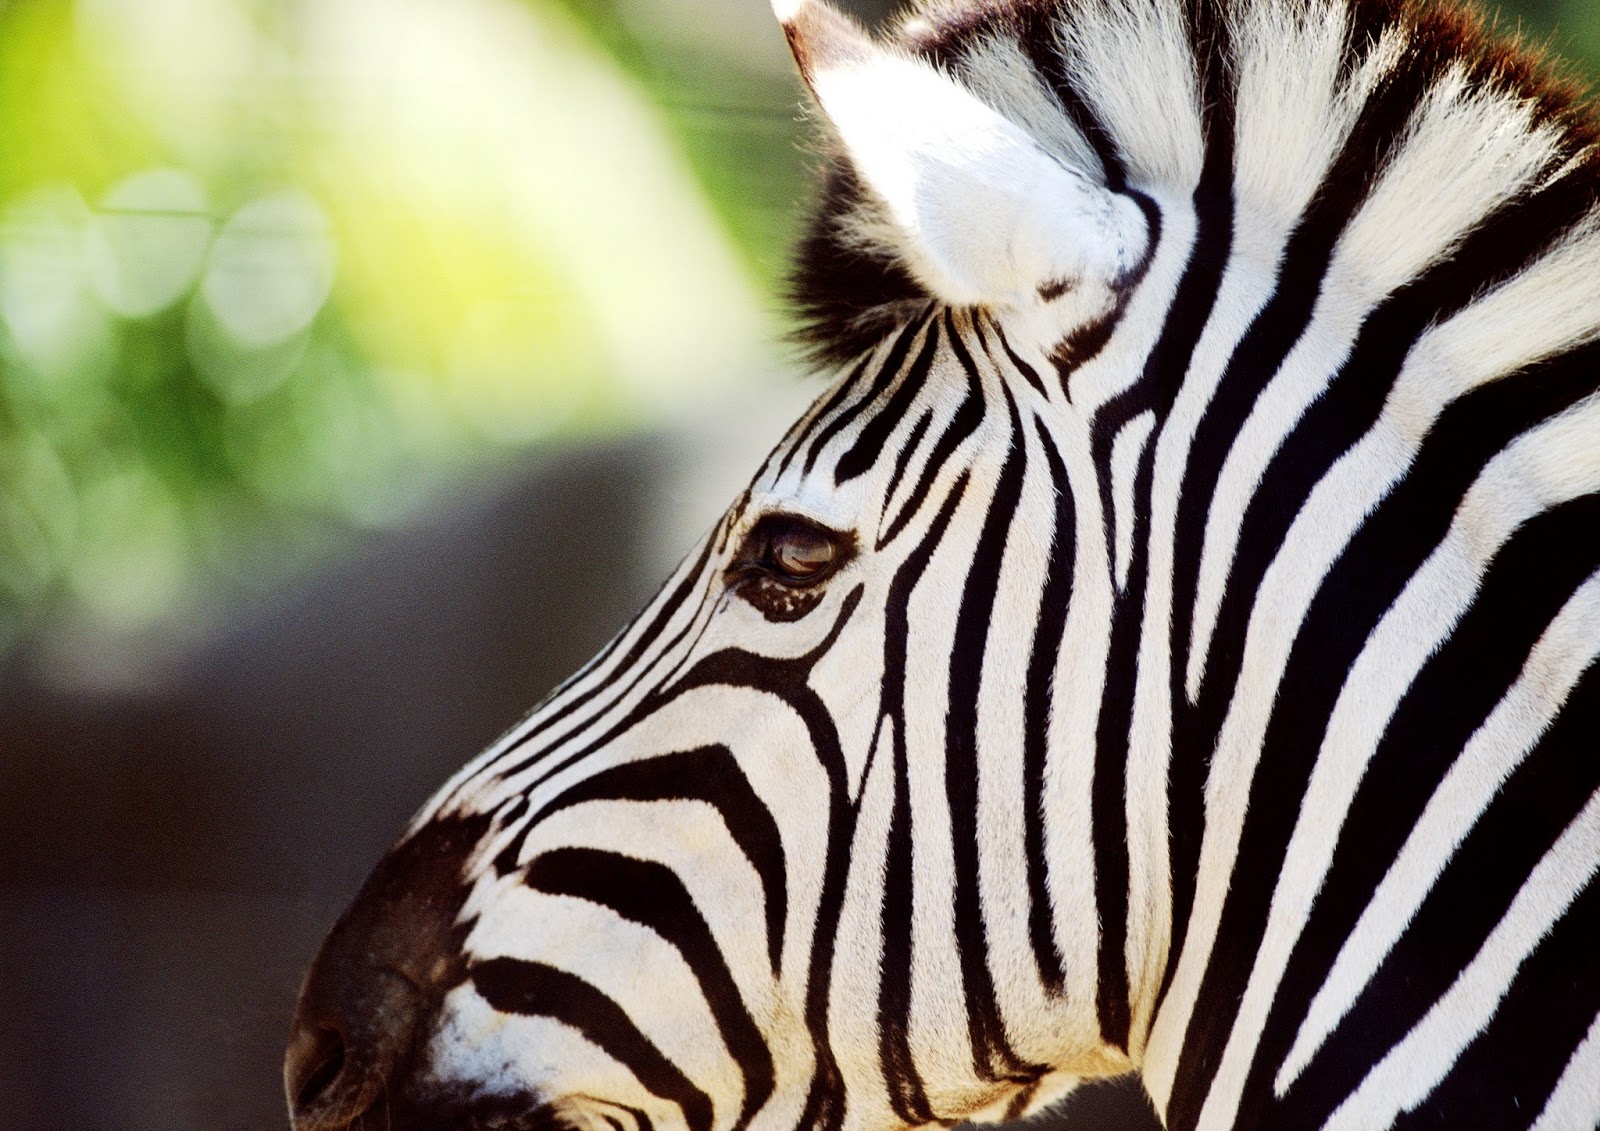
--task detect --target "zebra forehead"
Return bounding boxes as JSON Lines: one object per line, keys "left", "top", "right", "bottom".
{"left": 743, "top": 480, "right": 868, "bottom": 529}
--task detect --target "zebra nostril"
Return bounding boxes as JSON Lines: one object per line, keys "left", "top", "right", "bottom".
{"left": 287, "top": 1023, "right": 347, "bottom": 1111}
{"left": 284, "top": 970, "right": 417, "bottom": 1130}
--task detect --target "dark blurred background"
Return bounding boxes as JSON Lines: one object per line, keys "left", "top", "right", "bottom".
{"left": 0, "top": 0, "right": 1593, "bottom": 1127}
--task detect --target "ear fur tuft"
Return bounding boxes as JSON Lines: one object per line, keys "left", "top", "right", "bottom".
{"left": 774, "top": 0, "right": 874, "bottom": 83}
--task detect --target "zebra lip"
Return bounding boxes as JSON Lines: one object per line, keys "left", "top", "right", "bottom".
{"left": 308, "top": 1086, "right": 560, "bottom": 1131}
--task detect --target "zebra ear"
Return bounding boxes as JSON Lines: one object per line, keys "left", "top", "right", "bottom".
{"left": 774, "top": 0, "right": 1148, "bottom": 309}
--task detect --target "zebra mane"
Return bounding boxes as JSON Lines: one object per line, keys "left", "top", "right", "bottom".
{"left": 787, "top": 0, "right": 1600, "bottom": 367}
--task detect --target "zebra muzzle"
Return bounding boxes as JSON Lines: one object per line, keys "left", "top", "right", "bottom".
{"left": 284, "top": 812, "right": 490, "bottom": 1131}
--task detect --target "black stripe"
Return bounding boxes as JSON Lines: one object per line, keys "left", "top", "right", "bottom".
{"left": 1089, "top": 0, "right": 1232, "bottom": 1024}
{"left": 1298, "top": 686, "right": 1600, "bottom": 1121}
{"left": 664, "top": 590, "right": 866, "bottom": 1131}
{"left": 497, "top": 793, "right": 528, "bottom": 831}
{"left": 946, "top": 387, "right": 1044, "bottom": 1083}
{"left": 995, "top": 323, "right": 1047, "bottom": 397}
{"left": 1058, "top": 192, "right": 1160, "bottom": 406}
{"left": 525, "top": 848, "right": 775, "bottom": 1130}
{"left": 1088, "top": 412, "right": 1149, "bottom": 1050}
{"left": 881, "top": 410, "right": 934, "bottom": 529}
{"left": 492, "top": 552, "right": 746, "bottom": 791}
{"left": 879, "top": 312, "right": 986, "bottom": 548}
{"left": 1173, "top": 458, "right": 1600, "bottom": 1128}
{"left": 1166, "top": 42, "right": 1555, "bottom": 1118}
{"left": 1162, "top": 40, "right": 1446, "bottom": 1055}
{"left": 878, "top": 747, "right": 927, "bottom": 1122}
{"left": 600, "top": 1102, "right": 653, "bottom": 1131}
{"left": 805, "top": 312, "right": 931, "bottom": 475}
{"left": 1183, "top": 166, "right": 1594, "bottom": 750}
{"left": 491, "top": 532, "right": 721, "bottom": 780}
{"left": 1004, "top": 1079, "right": 1042, "bottom": 1121}
{"left": 837, "top": 320, "right": 942, "bottom": 484}
{"left": 472, "top": 958, "right": 715, "bottom": 1131}
{"left": 1273, "top": 651, "right": 1600, "bottom": 1124}
{"left": 1192, "top": 170, "right": 1598, "bottom": 769}
{"left": 1168, "top": 37, "right": 1440, "bottom": 721}
{"left": 778, "top": 353, "right": 873, "bottom": 482}
{"left": 1168, "top": 35, "right": 1437, "bottom": 684}
{"left": 1246, "top": 503, "right": 1600, "bottom": 1126}
{"left": 1147, "top": 18, "right": 1239, "bottom": 1020}
{"left": 876, "top": 475, "right": 972, "bottom": 1124}
{"left": 786, "top": 162, "right": 931, "bottom": 369}
{"left": 1390, "top": 867, "right": 1600, "bottom": 1130}
{"left": 1014, "top": 5, "right": 1127, "bottom": 190}
{"left": 1164, "top": 159, "right": 1600, "bottom": 1068}
{"left": 506, "top": 587, "right": 863, "bottom": 1131}
{"left": 1081, "top": 180, "right": 1200, "bottom": 1063}
{"left": 1024, "top": 417, "right": 1075, "bottom": 995}
{"left": 501, "top": 745, "right": 788, "bottom": 975}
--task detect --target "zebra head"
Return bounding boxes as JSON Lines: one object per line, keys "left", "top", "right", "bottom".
{"left": 287, "top": 5, "right": 1154, "bottom": 1128}
{"left": 289, "top": 0, "right": 1600, "bottom": 1129}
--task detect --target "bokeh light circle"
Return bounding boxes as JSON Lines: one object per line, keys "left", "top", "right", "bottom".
{"left": 201, "top": 191, "right": 336, "bottom": 348}
{"left": 84, "top": 168, "right": 211, "bottom": 318}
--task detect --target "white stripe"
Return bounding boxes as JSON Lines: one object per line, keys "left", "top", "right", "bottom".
{"left": 1129, "top": 89, "right": 1351, "bottom": 1067}
{"left": 1109, "top": 410, "right": 1155, "bottom": 589}
{"left": 1051, "top": 0, "right": 1204, "bottom": 189}
{"left": 468, "top": 875, "right": 740, "bottom": 1094}
{"left": 1194, "top": 419, "right": 1600, "bottom": 1129}
{"left": 1273, "top": 572, "right": 1600, "bottom": 1093}
{"left": 1185, "top": 60, "right": 1562, "bottom": 700}
{"left": 828, "top": 706, "right": 899, "bottom": 1121}
{"left": 1046, "top": 401, "right": 1118, "bottom": 1023}
{"left": 1320, "top": 787, "right": 1600, "bottom": 1131}
{"left": 1231, "top": 0, "right": 1399, "bottom": 231}
{"left": 1157, "top": 390, "right": 1600, "bottom": 1128}
{"left": 1059, "top": 185, "right": 1202, "bottom": 1053}
{"left": 978, "top": 421, "right": 1102, "bottom": 1060}
{"left": 1530, "top": 1008, "right": 1600, "bottom": 1131}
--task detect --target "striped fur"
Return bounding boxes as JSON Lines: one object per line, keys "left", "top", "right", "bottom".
{"left": 288, "top": 1, "right": 1600, "bottom": 1129}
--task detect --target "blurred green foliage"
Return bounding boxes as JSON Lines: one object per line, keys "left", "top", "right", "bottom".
{"left": 0, "top": 0, "right": 790, "bottom": 647}
{"left": 0, "top": 0, "right": 1594, "bottom": 649}
{"left": 1506, "top": 0, "right": 1600, "bottom": 78}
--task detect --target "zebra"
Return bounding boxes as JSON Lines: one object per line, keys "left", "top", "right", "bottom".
{"left": 284, "top": 0, "right": 1600, "bottom": 1127}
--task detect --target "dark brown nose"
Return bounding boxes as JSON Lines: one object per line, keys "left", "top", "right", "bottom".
{"left": 285, "top": 812, "right": 491, "bottom": 1130}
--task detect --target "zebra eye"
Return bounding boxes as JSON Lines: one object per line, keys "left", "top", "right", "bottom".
{"left": 770, "top": 523, "right": 837, "bottom": 581}
{"left": 735, "top": 514, "right": 851, "bottom": 588}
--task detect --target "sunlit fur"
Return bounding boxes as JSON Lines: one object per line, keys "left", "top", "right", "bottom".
{"left": 331, "top": 0, "right": 1600, "bottom": 1128}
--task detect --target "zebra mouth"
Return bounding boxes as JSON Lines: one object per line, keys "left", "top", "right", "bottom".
{"left": 366, "top": 1087, "right": 563, "bottom": 1131}
{"left": 326, "top": 1088, "right": 563, "bottom": 1131}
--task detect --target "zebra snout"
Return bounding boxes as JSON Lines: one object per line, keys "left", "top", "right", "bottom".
{"left": 285, "top": 812, "right": 491, "bottom": 1130}
{"left": 284, "top": 958, "right": 423, "bottom": 1130}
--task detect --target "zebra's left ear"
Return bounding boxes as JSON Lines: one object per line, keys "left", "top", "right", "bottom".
{"left": 775, "top": 0, "right": 1148, "bottom": 310}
